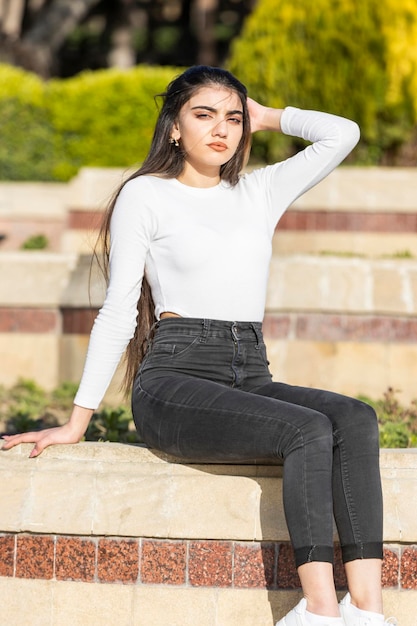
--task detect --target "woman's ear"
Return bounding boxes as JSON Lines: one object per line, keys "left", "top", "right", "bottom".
{"left": 170, "top": 121, "right": 180, "bottom": 142}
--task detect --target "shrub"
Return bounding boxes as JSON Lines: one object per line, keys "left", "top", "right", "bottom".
{"left": 21, "top": 234, "right": 49, "bottom": 250}
{"left": 46, "top": 65, "right": 181, "bottom": 180}
{"left": 228, "top": 0, "right": 417, "bottom": 164}
{"left": 85, "top": 406, "right": 139, "bottom": 443}
{"left": 2, "top": 378, "right": 53, "bottom": 433}
{"left": 0, "top": 65, "right": 58, "bottom": 180}
{"left": 358, "top": 387, "right": 417, "bottom": 448}
{"left": 1, "top": 378, "right": 139, "bottom": 443}
{"left": 0, "top": 64, "right": 182, "bottom": 181}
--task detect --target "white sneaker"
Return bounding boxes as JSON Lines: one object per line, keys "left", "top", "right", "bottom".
{"left": 275, "top": 597, "right": 343, "bottom": 626}
{"left": 339, "top": 593, "right": 398, "bottom": 625}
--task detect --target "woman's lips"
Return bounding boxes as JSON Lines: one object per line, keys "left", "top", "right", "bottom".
{"left": 207, "top": 142, "right": 228, "bottom": 151}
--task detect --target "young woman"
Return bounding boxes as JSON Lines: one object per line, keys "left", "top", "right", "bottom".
{"left": 2, "top": 66, "right": 396, "bottom": 626}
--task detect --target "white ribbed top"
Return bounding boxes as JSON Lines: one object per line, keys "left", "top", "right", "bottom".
{"left": 74, "top": 107, "right": 360, "bottom": 408}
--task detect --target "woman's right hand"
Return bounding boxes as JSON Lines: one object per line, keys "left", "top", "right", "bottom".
{"left": 1, "top": 404, "right": 94, "bottom": 458}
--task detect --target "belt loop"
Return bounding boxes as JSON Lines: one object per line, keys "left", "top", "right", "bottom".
{"left": 251, "top": 322, "right": 261, "bottom": 348}
{"left": 199, "top": 318, "right": 210, "bottom": 343}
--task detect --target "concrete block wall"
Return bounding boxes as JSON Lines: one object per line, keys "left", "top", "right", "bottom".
{"left": 1, "top": 250, "right": 417, "bottom": 404}
{"left": 0, "top": 444, "right": 416, "bottom": 625}
{"left": 1, "top": 165, "right": 417, "bottom": 403}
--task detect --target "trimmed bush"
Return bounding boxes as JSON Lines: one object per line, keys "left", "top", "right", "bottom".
{"left": 46, "top": 65, "right": 181, "bottom": 180}
{"left": 228, "top": 0, "right": 417, "bottom": 164}
{"left": 0, "top": 64, "right": 182, "bottom": 181}
{"left": 0, "top": 65, "right": 58, "bottom": 180}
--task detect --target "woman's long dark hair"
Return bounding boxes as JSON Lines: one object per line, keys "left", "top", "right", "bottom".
{"left": 96, "top": 65, "right": 251, "bottom": 394}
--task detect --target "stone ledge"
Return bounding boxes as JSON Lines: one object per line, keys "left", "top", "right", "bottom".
{"left": 1, "top": 444, "right": 416, "bottom": 626}
{"left": 1, "top": 444, "right": 416, "bottom": 542}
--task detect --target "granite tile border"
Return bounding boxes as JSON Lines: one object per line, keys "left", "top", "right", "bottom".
{"left": 276, "top": 542, "right": 300, "bottom": 589}
{"left": 188, "top": 540, "right": 233, "bottom": 587}
{"left": 67, "top": 210, "right": 104, "bottom": 230}
{"left": 55, "top": 536, "right": 96, "bottom": 582}
{"left": 400, "top": 546, "right": 417, "bottom": 589}
{"left": 15, "top": 534, "right": 54, "bottom": 580}
{"left": 263, "top": 313, "right": 417, "bottom": 343}
{"left": 278, "top": 211, "right": 417, "bottom": 233}
{"left": 0, "top": 533, "right": 15, "bottom": 577}
{"left": 3, "top": 309, "right": 403, "bottom": 343}
{"left": 382, "top": 547, "right": 400, "bottom": 588}
{"left": 61, "top": 310, "right": 417, "bottom": 343}
{"left": 141, "top": 539, "right": 186, "bottom": 586}
{"left": 68, "top": 209, "right": 417, "bottom": 234}
{"left": 1, "top": 533, "right": 412, "bottom": 590}
{"left": 98, "top": 538, "right": 139, "bottom": 584}
{"left": 233, "top": 542, "right": 276, "bottom": 589}
{"left": 61, "top": 307, "right": 99, "bottom": 334}
{"left": 0, "top": 308, "right": 58, "bottom": 333}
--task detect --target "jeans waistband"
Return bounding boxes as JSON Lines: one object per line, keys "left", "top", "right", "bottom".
{"left": 154, "top": 317, "right": 264, "bottom": 344}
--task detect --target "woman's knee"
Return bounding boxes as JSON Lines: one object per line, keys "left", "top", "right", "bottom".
{"left": 283, "top": 410, "right": 333, "bottom": 457}
{"left": 336, "top": 396, "right": 380, "bottom": 449}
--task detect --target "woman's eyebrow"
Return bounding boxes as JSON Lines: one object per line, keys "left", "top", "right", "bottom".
{"left": 190, "top": 105, "right": 243, "bottom": 115}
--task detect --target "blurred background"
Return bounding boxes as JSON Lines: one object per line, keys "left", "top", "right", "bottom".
{"left": 1, "top": 0, "right": 417, "bottom": 447}
{"left": 0, "top": 0, "right": 257, "bottom": 77}
{"left": 1, "top": 0, "right": 417, "bottom": 180}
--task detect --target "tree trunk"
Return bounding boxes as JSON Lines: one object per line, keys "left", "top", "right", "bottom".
{"left": 106, "top": 2, "right": 137, "bottom": 70}
{"left": 9, "top": 0, "right": 101, "bottom": 77}
{"left": 192, "top": 0, "right": 219, "bottom": 66}
{"left": 0, "top": 0, "right": 26, "bottom": 37}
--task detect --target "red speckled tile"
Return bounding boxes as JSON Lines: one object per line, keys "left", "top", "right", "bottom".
{"left": 55, "top": 536, "right": 96, "bottom": 582}
{"left": 400, "top": 546, "right": 417, "bottom": 589}
{"left": 188, "top": 541, "right": 232, "bottom": 587}
{"left": 382, "top": 547, "right": 399, "bottom": 588}
{"left": 97, "top": 538, "right": 139, "bottom": 584}
{"left": 333, "top": 544, "right": 347, "bottom": 590}
{"left": 0, "top": 308, "right": 58, "bottom": 333}
{"left": 141, "top": 540, "right": 186, "bottom": 585}
{"left": 276, "top": 543, "right": 300, "bottom": 589}
{"left": 0, "top": 534, "right": 15, "bottom": 577}
{"left": 234, "top": 542, "right": 276, "bottom": 589}
{"left": 15, "top": 534, "right": 54, "bottom": 579}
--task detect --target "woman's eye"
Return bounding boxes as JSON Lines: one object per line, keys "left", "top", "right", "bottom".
{"left": 228, "top": 117, "right": 242, "bottom": 125}
{"left": 196, "top": 113, "right": 211, "bottom": 119}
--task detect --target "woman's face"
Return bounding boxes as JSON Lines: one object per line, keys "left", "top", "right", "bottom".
{"left": 172, "top": 85, "right": 244, "bottom": 183}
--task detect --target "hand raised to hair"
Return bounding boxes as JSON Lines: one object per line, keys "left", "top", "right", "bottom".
{"left": 247, "top": 97, "right": 284, "bottom": 134}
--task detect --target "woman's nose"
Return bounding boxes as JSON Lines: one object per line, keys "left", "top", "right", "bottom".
{"left": 212, "top": 119, "right": 227, "bottom": 137}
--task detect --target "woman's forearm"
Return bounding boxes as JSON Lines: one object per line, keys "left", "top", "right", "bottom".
{"left": 68, "top": 404, "right": 95, "bottom": 438}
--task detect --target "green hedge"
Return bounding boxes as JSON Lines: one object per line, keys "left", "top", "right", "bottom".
{"left": 228, "top": 0, "right": 417, "bottom": 164}
{"left": 0, "top": 65, "right": 57, "bottom": 180}
{"left": 0, "top": 64, "right": 181, "bottom": 181}
{"left": 3, "top": 2, "right": 417, "bottom": 183}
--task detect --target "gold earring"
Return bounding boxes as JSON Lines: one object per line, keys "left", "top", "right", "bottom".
{"left": 169, "top": 137, "right": 180, "bottom": 147}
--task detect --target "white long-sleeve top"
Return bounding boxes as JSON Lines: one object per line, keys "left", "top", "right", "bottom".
{"left": 74, "top": 106, "right": 360, "bottom": 408}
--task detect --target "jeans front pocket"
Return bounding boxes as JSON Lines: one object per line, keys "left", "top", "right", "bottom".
{"left": 150, "top": 335, "right": 200, "bottom": 359}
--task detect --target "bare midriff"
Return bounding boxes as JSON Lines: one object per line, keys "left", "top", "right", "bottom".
{"left": 160, "top": 312, "right": 182, "bottom": 319}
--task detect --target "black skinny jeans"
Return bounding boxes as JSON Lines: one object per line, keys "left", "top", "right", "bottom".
{"left": 132, "top": 318, "right": 383, "bottom": 568}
